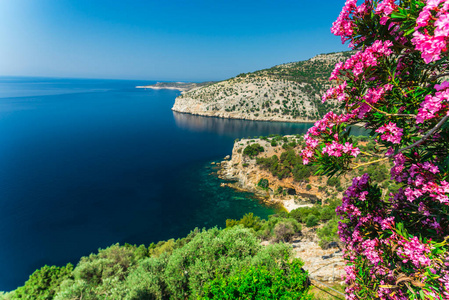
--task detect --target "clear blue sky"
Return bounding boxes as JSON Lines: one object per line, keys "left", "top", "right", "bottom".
{"left": 0, "top": 0, "right": 349, "bottom": 81}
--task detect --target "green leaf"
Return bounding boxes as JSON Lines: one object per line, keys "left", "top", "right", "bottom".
{"left": 404, "top": 28, "right": 415, "bottom": 36}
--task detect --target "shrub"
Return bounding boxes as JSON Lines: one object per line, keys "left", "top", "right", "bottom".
{"left": 202, "top": 259, "right": 311, "bottom": 299}
{"left": 305, "top": 215, "right": 318, "bottom": 228}
{"left": 259, "top": 217, "right": 302, "bottom": 242}
{"left": 51, "top": 227, "right": 311, "bottom": 299}
{"left": 243, "top": 143, "right": 264, "bottom": 158}
{"left": 226, "top": 213, "right": 262, "bottom": 231}
{"left": 12, "top": 264, "right": 73, "bottom": 300}
{"left": 316, "top": 218, "right": 340, "bottom": 249}
{"left": 257, "top": 178, "right": 269, "bottom": 190}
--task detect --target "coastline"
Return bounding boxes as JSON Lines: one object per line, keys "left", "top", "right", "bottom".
{"left": 136, "top": 86, "right": 186, "bottom": 91}
{"left": 172, "top": 109, "right": 318, "bottom": 124}
{"left": 217, "top": 136, "right": 325, "bottom": 212}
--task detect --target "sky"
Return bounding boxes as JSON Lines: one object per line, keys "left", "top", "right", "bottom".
{"left": 0, "top": 0, "right": 350, "bottom": 81}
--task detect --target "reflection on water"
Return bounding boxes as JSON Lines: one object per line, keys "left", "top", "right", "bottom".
{"left": 173, "top": 111, "right": 370, "bottom": 137}
{"left": 173, "top": 112, "right": 314, "bottom": 137}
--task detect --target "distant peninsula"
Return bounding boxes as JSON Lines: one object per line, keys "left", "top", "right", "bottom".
{"left": 172, "top": 51, "right": 352, "bottom": 123}
{"left": 136, "top": 81, "right": 215, "bottom": 92}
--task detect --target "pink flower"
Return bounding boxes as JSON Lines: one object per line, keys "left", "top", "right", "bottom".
{"left": 376, "top": 0, "right": 398, "bottom": 25}
{"left": 375, "top": 122, "right": 404, "bottom": 144}
{"left": 435, "top": 81, "right": 449, "bottom": 91}
{"left": 435, "top": 13, "right": 449, "bottom": 37}
{"left": 412, "top": 31, "right": 447, "bottom": 63}
{"left": 416, "top": 84, "right": 449, "bottom": 123}
{"left": 417, "top": 8, "right": 432, "bottom": 27}
{"left": 397, "top": 236, "right": 432, "bottom": 268}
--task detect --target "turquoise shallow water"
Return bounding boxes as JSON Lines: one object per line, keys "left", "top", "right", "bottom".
{"left": 0, "top": 77, "right": 321, "bottom": 291}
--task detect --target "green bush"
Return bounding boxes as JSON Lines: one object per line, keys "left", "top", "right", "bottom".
{"left": 305, "top": 215, "right": 319, "bottom": 228}
{"left": 316, "top": 218, "right": 340, "bottom": 249}
{"left": 319, "top": 206, "right": 335, "bottom": 221}
{"left": 73, "top": 243, "right": 146, "bottom": 285}
{"left": 326, "top": 177, "right": 340, "bottom": 187}
{"left": 257, "top": 178, "right": 269, "bottom": 190}
{"left": 51, "top": 227, "right": 311, "bottom": 299}
{"left": 202, "top": 259, "right": 311, "bottom": 299}
{"left": 226, "top": 213, "right": 262, "bottom": 231}
{"left": 259, "top": 217, "right": 302, "bottom": 242}
{"left": 243, "top": 143, "right": 264, "bottom": 158}
{"left": 289, "top": 207, "right": 321, "bottom": 223}
{"left": 12, "top": 264, "right": 73, "bottom": 300}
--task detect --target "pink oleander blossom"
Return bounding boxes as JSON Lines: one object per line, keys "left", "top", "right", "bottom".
{"left": 412, "top": 31, "right": 447, "bottom": 64}
{"left": 322, "top": 82, "right": 348, "bottom": 103}
{"left": 376, "top": 0, "right": 398, "bottom": 25}
{"left": 397, "top": 236, "right": 432, "bottom": 268}
{"left": 363, "top": 84, "right": 393, "bottom": 104}
{"left": 330, "top": 61, "right": 344, "bottom": 81}
{"left": 375, "top": 122, "right": 403, "bottom": 144}
{"left": 417, "top": 83, "right": 449, "bottom": 123}
{"left": 412, "top": 1, "right": 449, "bottom": 63}
{"left": 331, "top": 0, "right": 359, "bottom": 44}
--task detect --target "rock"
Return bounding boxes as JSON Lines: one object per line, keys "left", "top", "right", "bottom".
{"left": 292, "top": 228, "right": 345, "bottom": 283}
{"left": 224, "top": 155, "right": 230, "bottom": 160}
{"left": 211, "top": 162, "right": 216, "bottom": 165}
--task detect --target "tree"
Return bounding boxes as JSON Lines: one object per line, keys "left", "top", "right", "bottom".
{"left": 301, "top": 1, "right": 449, "bottom": 298}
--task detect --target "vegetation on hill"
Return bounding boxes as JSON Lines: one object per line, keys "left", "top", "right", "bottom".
{"left": 173, "top": 52, "right": 354, "bottom": 121}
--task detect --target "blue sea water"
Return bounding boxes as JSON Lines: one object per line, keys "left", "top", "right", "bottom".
{"left": 0, "top": 76, "right": 322, "bottom": 291}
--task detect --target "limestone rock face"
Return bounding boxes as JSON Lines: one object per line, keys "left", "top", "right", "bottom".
{"left": 292, "top": 228, "right": 345, "bottom": 283}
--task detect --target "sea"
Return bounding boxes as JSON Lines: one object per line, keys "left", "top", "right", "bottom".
{"left": 0, "top": 76, "right": 349, "bottom": 291}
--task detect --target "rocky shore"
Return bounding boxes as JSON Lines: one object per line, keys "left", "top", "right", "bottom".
{"left": 217, "top": 136, "right": 326, "bottom": 212}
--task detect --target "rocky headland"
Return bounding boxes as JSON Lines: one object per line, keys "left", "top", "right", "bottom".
{"left": 218, "top": 136, "right": 330, "bottom": 212}
{"left": 136, "top": 81, "right": 215, "bottom": 92}
{"left": 173, "top": 51, "right": 352, "bottom": 122}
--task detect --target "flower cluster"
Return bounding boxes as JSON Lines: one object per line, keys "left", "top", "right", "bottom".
{"left": 412, "top": 0, "right": 449, "bottom": 63}
{"left": 396, "top": 236, "right": 431, "bottom": 268}
{"left": 331, "top": 0, "right": 367, "bottom": 44}
{"left": 300, "top": 112, "right": 359, "bottom": 164}
{"left": 322, "top": 82, "right": 348, "bottom": 103}
{"left": 328, "top": 40, "right": 394, "bottom": 80}
{"left": 310, "top": 0, "right": 449, "bottom": 298}
{"left": 375, "top": 0, "right": 398, "bottom": 25}
{"left": 375, "top": 122, "right": 403, "bottom": 144}
{"left": 417, "top": 81, "right": 449, "bottom": 123}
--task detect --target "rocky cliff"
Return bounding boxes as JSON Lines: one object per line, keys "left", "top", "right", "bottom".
{"left": 218, "top": 136, "right": 328, "bottom": 211}
{"left": 173, "top": 51, "right": 352, "bottom": 122}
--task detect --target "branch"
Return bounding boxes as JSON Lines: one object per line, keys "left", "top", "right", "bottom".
{"left": 352, "top": 157, "right": 389, "bottom": 169}
{"left": 364, "top": 101, "right": 416, "bottom": 118}
{"left": 395, "top": 115, "right": 449, "bottom": 155}
{"left": 429, "top": 72, "right": 449, "bottom": 81}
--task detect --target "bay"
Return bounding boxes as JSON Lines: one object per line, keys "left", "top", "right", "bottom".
{"left": 1, "top": 77, "right": 364, "bottom": 291}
